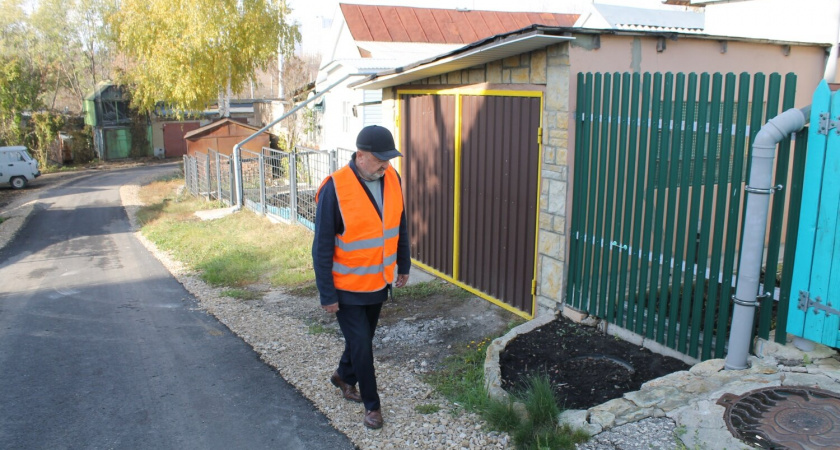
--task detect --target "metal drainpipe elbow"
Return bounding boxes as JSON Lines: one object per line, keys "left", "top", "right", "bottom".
{"left": 752, "top": 108, "right": 808, "bottom": 153}
{"left": 723, "top": 106, "right": 809, "bottom": 370}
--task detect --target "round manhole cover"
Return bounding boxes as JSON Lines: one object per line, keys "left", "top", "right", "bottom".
{"left": 717, "top": 386, "right": 840, "bottom": 449}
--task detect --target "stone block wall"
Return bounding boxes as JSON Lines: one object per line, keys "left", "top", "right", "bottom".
{"left": 536, "top": 44, "right": 571, "bottom": 315}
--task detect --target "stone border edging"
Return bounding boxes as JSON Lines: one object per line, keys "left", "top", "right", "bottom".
{"left": 483, "top": 307, "right": 840, "bottom": 446}
{"left": 482, "top": 311, "right": 605, "bottom": 436}
{"left": 484, "top": 312, "right": 557, "bottom": 401}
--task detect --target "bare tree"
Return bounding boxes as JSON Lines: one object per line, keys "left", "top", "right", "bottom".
{"left": 280, "top": 54, "right": 319, "bottom": 150}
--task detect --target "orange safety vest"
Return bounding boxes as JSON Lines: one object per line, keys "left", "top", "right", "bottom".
{"left": 321, "top": 164, "right": 404, "bottom": 292}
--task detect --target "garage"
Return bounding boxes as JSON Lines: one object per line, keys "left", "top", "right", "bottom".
{"left": 400, "top": 89, "right": 542, "bottom": 317}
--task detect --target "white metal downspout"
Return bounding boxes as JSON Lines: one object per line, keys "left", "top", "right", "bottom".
{"left": 231, "top": 73, "right": 360, "bottom": 210}
{"left": 724, "top": 106, "right": 810, "bottom": 370}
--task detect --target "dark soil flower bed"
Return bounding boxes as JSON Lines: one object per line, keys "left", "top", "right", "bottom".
{"left": 499, "top": 315, "right": 691, "bottom": 410}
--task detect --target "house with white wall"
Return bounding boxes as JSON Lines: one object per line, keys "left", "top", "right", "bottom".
{"left": 691, "top": 0, "right": 840, "bottom": 47}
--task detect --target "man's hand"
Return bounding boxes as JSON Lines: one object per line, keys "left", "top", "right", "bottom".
{"left": 394, "top": 274, "right": 409, "bottom": 288}
{"left": 322, "top": 303, "right": 339, "bottom": 313}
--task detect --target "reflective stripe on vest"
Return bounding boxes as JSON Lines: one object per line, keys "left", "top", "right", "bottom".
{"left": 329, "top": 164, "right": 403, "bottom": 292}
{"left": 334, "top": 227, "right": 400, "bottom": 252}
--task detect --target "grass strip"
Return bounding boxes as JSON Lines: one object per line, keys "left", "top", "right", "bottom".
{"left": 138, "top": 177, "right": 314, "bottom": 288}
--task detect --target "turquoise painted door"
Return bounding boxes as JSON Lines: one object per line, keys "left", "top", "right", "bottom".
{"left": 787, "top": 80, "right": 840, "bottom": 348}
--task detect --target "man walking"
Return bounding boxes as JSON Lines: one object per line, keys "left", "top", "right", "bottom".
{"left": 312, "top": 125, "right": 411, "bottom": 429}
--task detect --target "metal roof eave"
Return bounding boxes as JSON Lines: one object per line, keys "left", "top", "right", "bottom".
{"left": 350, "top": 31, "right": 575, "bottom": 90}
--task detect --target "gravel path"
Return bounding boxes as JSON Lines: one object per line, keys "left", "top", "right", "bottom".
{"left": 119, "top": 175, "right": 512, "bottom": 449}
{"left": 576, "top": 418, "right": 678, "bottom": 450}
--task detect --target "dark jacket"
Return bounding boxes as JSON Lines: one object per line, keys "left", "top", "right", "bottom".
{"left": 312, "top": 157, "right": 411, "bottom": 306}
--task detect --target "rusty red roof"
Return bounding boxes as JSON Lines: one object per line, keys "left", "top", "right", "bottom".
{"left": 339, "top": 3, "right": 579, "bottom": 44}
{"left": 183, "top": 118, "right": 267, "bottom": 140}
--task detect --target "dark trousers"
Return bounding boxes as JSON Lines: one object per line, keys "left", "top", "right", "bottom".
{"left": 335, "top": 302, "right": 383, "bottom": 412}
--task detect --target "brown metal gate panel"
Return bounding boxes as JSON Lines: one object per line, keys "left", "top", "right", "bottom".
{"left": 460, "top": 95, "right": 540, "bottom": 315}
{"left": 163, "top": 122, "right": 200, "bottom": 157}
{"left": 402, "top": 94, "right": 456, "bottom": 276}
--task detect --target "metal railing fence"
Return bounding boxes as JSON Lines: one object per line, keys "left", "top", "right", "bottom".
{"left": 208, "top": 149, "right": 233, "bottom": 205}
{"left": 336, "top": 147, "right": 355, "bottom": 168}
{"left": 184, "top": 150, "right": 234, "bottom": 205}
{"left": 184, "top": 146, "right": 344, "bottom": 230}
{"left": 183, "top": 154, "right": 199, "bottom": 196}
{"left": 184, "top": 151, "right": 210, "bottom": 198}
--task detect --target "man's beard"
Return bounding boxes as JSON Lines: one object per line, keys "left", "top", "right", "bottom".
{"left": 359, "top": 169, "right": 384, "bottom": 181}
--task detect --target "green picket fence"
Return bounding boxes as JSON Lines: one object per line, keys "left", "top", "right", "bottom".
{"left": 567, "top": 71, "right": 807, "bottom": 360}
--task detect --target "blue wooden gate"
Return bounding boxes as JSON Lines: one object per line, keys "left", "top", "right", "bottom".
{"left": 787, "top": 80, "right": 840, "bottom": 348}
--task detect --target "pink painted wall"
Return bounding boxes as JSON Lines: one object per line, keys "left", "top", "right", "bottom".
{"left": 569, "top": 33, "right": 829, "bottom": 111}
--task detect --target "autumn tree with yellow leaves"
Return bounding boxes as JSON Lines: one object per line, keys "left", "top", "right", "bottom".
{"left": 112, "top": 0, "right": 300, "bottom": 116}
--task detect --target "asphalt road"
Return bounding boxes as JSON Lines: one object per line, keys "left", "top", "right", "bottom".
{"left": 0, "top": 164, "right": 355, "bottom": 450}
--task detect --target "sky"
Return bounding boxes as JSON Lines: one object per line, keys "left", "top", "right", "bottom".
{"left": 285, "top": 0, "right": 671, "bottom": 56}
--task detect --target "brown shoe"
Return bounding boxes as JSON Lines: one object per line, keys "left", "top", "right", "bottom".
{"left": 330, "top": 372, "right": 362, "bottom": 403}
{"left": 364, "top": 409, "right": 383, "bottom": 429}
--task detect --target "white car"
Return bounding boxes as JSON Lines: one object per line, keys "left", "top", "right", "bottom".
{"left": 0, "top": 146, "right": 41, "bottom": 189}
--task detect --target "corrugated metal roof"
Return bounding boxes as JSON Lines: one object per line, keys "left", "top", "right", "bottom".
{"left": 592, "top": 4, "right": 704, "bottom": 33}
{"left": 355, "top": 41, "right": 463, "bottom": 60}
{"left": 184, "top": 118, "right": 265, "bottom": 140}
{"left": 340, "top": 3, "right": 578, "bottom": 44}
{"left": 330, "top": 58, "right": 407, "bottom": 72}
{"left": 351, "top": 26, "right": 574, "bottom": 90}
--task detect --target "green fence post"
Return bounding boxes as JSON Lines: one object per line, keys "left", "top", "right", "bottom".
{"left": 680, "top": 73, "right": 711, "bottom": 354}
{"left": 587, "top": 73, "right": 614, "bottom": 314}
{"left": 607, "top": 72, "right": 632, "bottom": 325}
{"left": 668, "top": 73, "right": 697, "bottom": 349}
{"left": 702, "top": 73, "right": 737, "bottom": 359}
{"left": 755, "top": 73, "right": 797, "bottom": 342}
{"left": 695, "top": 73, "right": 724, "bottom": 359}
{"left": 777, "top": 127, "right": 808, "bottom": 344}
{"left": 567, "top": 73, "right": 589, "bottom": 309}
{"left": 581, "top": 73, "right": 605, "bottom": 313}
{"left": 636, "top": 73, "right": 662, "bottom": 335}
{"left": 714, "top": 73, "right": 752, "bottom": 358}
{"left": 616, "top": 72, "right": 641, "bottom": 328}
{"left": 628, "top": 73, "right": 653, "bottom": 333}
{"left": 658, "top": 73, "right": 685, "bottom": 345}
{"left": 598, "top": 73, "right": 622, "bottom": 319}
{"left": 647, "top": 72, "right": 674, "bottom": 340}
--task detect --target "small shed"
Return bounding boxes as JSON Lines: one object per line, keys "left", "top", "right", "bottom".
{"left": 151, "top": 104, "right": 214, "bottom": 158}
{"left": 183, "top": 118, "right": 274, "bottom": 157}
{"left": 83, "top": 81, "right": 152, "bottom": 160}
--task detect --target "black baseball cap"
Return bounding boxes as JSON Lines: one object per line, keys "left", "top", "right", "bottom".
{"left": 356, "top": 125, "right": 403, "bottom": 160}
